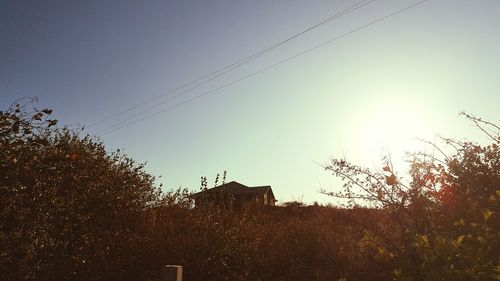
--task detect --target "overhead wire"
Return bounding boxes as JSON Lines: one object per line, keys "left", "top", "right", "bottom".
{"left": 88, "top": 0, "right": 376, "bottom": 128}
{"left": 99, "top": 0, "right": 429, "bottom": 136}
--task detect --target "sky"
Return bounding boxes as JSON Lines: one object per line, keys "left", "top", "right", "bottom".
{"left": 1, "top": 0, "right": 499, "bottom": 204}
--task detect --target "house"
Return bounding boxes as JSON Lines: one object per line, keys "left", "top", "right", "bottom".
{"left": 190, "top": 181, "right": 276, "bottom": 208}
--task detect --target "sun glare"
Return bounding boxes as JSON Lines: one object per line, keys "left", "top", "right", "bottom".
{"left": 356, "top": 103, "right": 432, "bottom": 164}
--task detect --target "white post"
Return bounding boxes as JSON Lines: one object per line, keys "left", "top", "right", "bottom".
{"left": 161, "top": 265, "right": 183, "bottom": 281}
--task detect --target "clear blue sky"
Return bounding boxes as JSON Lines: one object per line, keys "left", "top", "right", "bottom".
{"left": 1, "top": 0, "right": 499, "bottom": 203}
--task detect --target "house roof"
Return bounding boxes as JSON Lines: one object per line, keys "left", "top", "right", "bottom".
{"left": 251, "top": 186, "right": 274, "bottom": 198}
{"left": 190, "top": 181, "right": 274, "bottom": 198}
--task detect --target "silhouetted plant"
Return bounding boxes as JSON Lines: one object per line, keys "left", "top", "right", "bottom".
{"left": 0, "top": 99, "right": 161, "bottom": 281}
{"left": 3, "top": 99, "right": 496, "bottom": 281}
{"left": 323, "top": 113, "right": 500, "bottom": 281}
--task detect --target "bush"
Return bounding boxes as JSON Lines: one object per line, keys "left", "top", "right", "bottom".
{"left": 0, "top": 99, "right": 161, "bottom": 281}
{"left": 3, "top": 99, "right": 496, "bottom": 281}
{"left": 323, "top": 113, "right": 500, "bottom": 281}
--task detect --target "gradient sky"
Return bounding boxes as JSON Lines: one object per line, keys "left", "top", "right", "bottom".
{"left": 1, "top": 0, "right": 499, "bottom": 203}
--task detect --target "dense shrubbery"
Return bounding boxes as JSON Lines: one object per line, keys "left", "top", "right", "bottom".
{"left": 0, "top": 99, "right": 160, "bottom": 281}
{"left": 148, "top": 205, "right": 392, "bottom": 281}
{"left": 1, "top": 100, "right": 498, "bottom": 281}
{"left": 324, "top": 113, "right": 499, "bottom": 281}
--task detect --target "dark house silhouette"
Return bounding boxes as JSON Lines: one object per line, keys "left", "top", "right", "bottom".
{"left": 190, "top": 181, "right": 276, "bottom": 208}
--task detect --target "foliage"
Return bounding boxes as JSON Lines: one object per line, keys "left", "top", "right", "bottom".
{"left": 148, "top": 204, "right": 391, "bottom": 281}
{"left": 323, "top": 113, "right": 500, "bottom": 281}
{"left": 2, "top": 99, "right": 498, "bottom": 281}
{"left": 0, "top": 99, "right": 161, "bottom": 281}
{"left": 1, "top": 99, "right": 385, "bottom": 281}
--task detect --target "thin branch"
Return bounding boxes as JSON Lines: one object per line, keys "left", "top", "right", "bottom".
{"left": 406, "top": 151, "right": 447, "bottom": 166}
{"left": 325, "top": 167, "right": 394, "bottom": 206}
{"left": 460, "top": 112, "right": 500, "bottom": 143}
{"left": 415, "top": 138, "right": 450, "bottom": 161}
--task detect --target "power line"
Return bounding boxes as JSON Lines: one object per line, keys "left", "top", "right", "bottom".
{"left": 99, "top": 0, "right": 429, "bottom": 136}
{"left": 88, "top": 0, "right": 376, "bottom": 128}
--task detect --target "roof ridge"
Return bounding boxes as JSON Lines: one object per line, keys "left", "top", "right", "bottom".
{"left": 223, "top": 181, "right": 247, "bottom": 187}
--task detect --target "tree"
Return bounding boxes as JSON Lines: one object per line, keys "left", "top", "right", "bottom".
{"left": 0, "top": 98, "right": 161, "bottom": 281}
{"left": 323, "top": 113, "right": 500, "bottom": 281}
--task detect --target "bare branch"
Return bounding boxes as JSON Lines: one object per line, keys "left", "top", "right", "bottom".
{"left": 460, "top": 112, "right": 500, "bottom": 143}
{"left": 415, "top": 138, "right": 450, "bottom": 161}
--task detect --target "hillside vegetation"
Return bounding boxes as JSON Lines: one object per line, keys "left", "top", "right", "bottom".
{"left": 1, "top": 100, "right": 498, "bottom": 281}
